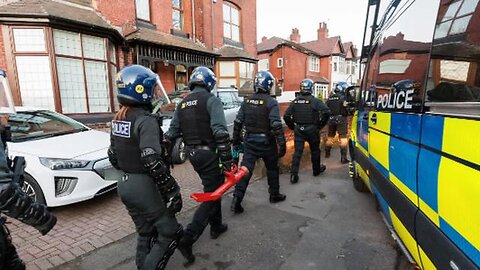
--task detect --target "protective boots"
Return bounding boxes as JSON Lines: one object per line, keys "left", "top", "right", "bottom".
{"left": 313, "top": 164, "right": 326, "bottom": 176}
{"left": 269, "top": 192, "right": 286, "bottom": 203}
{"left": 177, "top": 233, "right": 195, "bottom": 267}
{"left": 290, "top": 174, "right": 299, "bottom": 184}
{"left": 325, "top": 148, "right": 331, "bottom": 158}
{"left": 340, "top": 149, "right": 350, "bottom": 164}
{"left": 210, "top": 223, "right": 228, "bottom": 239}
{"left": 230, "top": 196, "right": 244, "bottom": 214}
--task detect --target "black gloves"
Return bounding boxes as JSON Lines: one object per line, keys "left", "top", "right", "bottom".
{"left": 214, "top": 130, "right": 234, "bottom": 172}
{"left": 272, "top": 121, "right": 287, "bottom": 158}
{"left": 163, "top": 180, "right": 182, "bottom": 214}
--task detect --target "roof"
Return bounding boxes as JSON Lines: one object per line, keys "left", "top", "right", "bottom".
{"left": 380, "top": 33, "right": 431, "bottom": 55}
{"left": 302, "top": 36, "right": 343, "bottom": 56}
{"left": 0, "top": 0, "right": 114, "bottom": 31}
{"left": 215, "top": 46, "right": 257, "bottom": 62}
{"left": 257, "top": 36, "right": 322, "bottom": 57}
{"left": 126, "top": 28, "right": 217, "bottom": 55}
{"left": 308, "top": 75, "right": 329, "bottom": 84}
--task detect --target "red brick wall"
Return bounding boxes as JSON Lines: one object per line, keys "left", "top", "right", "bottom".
{"left": 94, "top": 0, "right": 136, "bottom": 35}
{"left": 283, "top": 47, "right": 307, "bottom": 91}
{"left": 0, "top": 27, "right": 6, "bottom": 70}
{"left": 157, "top": 63, "right": 176, "bottom": 93}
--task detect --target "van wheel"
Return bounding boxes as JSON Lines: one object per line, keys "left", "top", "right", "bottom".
{"left": 172, "top": 138, "right": 187, "bottom": 164}
{"left": 350, "top": 161, "right": 368, "bottom": 193}
{"left": 21, "top": 174, "right": 47, "bottom": 205}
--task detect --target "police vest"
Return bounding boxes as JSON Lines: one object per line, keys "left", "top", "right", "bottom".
{"left": 244, "top": 94, "right": 270, "bottom": 134}
{"left": 111, "top": 108, "right": 150, "bottom": 173}
{"left": 327, "top": 94, "right": 347, "bottom": 116}
{"left": 292, "top": 95, "right": 318, "bottom": 125}
{"left": 178, "top": 91, "right": 214, "bottom": 145}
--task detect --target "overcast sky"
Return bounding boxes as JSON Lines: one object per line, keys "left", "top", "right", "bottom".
{"left": 256, "top": 0, "right": 369, "bottom": 49}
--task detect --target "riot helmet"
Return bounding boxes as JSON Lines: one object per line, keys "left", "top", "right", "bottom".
{"left": 300, "top": 79, "right": 314, "bottom": 94}
{"left": 254, "top": 71, "right": 275, "bottom": 93}
{"left": 334, "top": 81, "right": 352, "bottom": 94}
{"left": 116, "top": 65, "right": 158, "bottom": 106}
{"left": 188, "top": 66, "right": 217, "bottom": 92}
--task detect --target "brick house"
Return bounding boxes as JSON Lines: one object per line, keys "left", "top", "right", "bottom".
{"left": 257, "top": 22, "right": 358, "bottom": 103}
{"left": 0, "top": 0, "right": 257, "bottom": 118}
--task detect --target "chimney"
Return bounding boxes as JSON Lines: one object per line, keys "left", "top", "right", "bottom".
{"left": 317, "top": 22, "right": 328, "bottom": 40}
{"left": 262, "top": 36, "right": 268, "bottom": 42}
{"left": 289, "top": 28, "right": 301, "bottom": 43}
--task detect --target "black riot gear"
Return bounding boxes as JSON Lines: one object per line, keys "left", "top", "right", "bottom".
{"left": 244, "top": 94, "right": 270, "bottom": 134}
{"left": 325, "top": 92, "right": 349, "bottom": 164}
{"left": 1, "top": 70, "right": 57, "bottom": 270}
{"left": 110, "top": 66, "right": 182, "bottom": 270}
{"left": 177, "top": 91, "right": 214, "bottom": 145}
{"left": 231, "top": 86, "right": 286, "bottom": 213}
{"left": 167, "top": 80, "right": 231, "bottom": 267}
{"left": 284, "top": 87, "right": 331, "bottom": 183}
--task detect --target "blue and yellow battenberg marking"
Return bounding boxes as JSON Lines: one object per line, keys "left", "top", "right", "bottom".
{"left": 353, "top": 112, "right": 480, "bottom": 269}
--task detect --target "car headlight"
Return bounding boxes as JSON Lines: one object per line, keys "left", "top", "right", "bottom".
{"left": 39, "top": 158, "right": 90, "bottom": 170}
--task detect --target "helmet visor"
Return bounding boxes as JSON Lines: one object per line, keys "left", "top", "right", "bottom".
{"left": 0, "top": 75, "right": 15, "bottom": 115}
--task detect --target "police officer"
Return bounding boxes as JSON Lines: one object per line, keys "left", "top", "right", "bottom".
{"left": 231, "top": 71, "right": 287, "bottom": 214}
{"left": 284, "top": 79, "right": 330, "bottom": 184}
{"left": 0, "top": 70, "right": 57, "bottom": 270}
{"left": 325, "top": 82, "right": 351, "bottom": 164}
{"left": 108, "top": 65, "right": 183, "bottom": 270}
{"left": 165, "top": 66, "right": 232, "bottom": 267}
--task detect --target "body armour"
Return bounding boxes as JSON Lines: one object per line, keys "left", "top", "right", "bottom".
{"left": 111, "top": 108, "right": 150, "bottom": 173}
{"left": 178, "top": 91, "right": 214, "bottom": 145}
{"left": 244, "top": 93, "right": 270, "bottom": 134}
{"left": 326, "top": 94, "right": 348, "bottom": 116}
{"left": 292, "top": 95, "right": 318, "bottom": 125}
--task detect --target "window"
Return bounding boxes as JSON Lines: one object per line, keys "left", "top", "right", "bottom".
{"left": 339, "top": 57, "right": 346, "bottom": 73}
{"left": 12, "top": 28, "right": 55, "bottom": 110}
{"left": 218, "top": 61, "right": 255, "bottom": 88}
{"left": 53, "top": 30, "right": 115, "bottom": 113}
{"left": 239, "top": 61, "right": 254, "bottom": 88}
{"left": 223, "top": 2, "right": 240, "bottom": 42}
{"left": 333, "top": 62, "right": 338, "bottom": 72}
{"left": 258, "top": 59, "right": 269, "bottom": 71}
{"left": 136, "top": 0, "right": 150, "bottom": 21}
{"left": 277, "top": 58, "right": 283, "bottom": 68}
{"left": 172, "top": 0, "right": 183, "bottom": 30}
{"left": 434, "top": 0, "right": 478, "bottom": 39}
{"left": 309, "top": 56, "right": 319, "bottom": 72}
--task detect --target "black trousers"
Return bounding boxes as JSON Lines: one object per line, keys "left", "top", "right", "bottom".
{"left": 327, "top": 115, "right": 348, "bottom": 137}
{"left": 0, "top": 217, "right": 25, "bottom": 270}
{"left": 185, "top": 148, "right": 224, "bottom": 240}
{"left": 117, "top": 173, "right": 180, "bottom": 270}
{"left": 291, "top": 125, "right": 321, "bottom": 175}
{"left": 233, "top": 134, "right": 280, "bottom": 201}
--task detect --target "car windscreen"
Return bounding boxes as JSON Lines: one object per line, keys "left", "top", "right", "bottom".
{"left": 218, "top": 91, "right": 240, "bottom": 109}
{"left": 8, "top": 111, "right": 88, "bottom": 142}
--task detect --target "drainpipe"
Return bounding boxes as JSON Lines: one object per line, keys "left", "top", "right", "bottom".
{"left": 191, "top": 0, "right": 196, "bottom": 40}
{"left": 211, "top": 0, "right": 215, "bottom": 49}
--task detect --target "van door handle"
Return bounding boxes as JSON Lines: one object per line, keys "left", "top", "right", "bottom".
{"left": 370, "top": 113, "right": 377, "bottom": 124}
{"left": 362, "top": 114, "right": 369, "bottom": 120}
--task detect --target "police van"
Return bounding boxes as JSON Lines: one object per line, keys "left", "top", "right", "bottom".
{"left": 349, "top": 0, "right": 480, "bottom": 269}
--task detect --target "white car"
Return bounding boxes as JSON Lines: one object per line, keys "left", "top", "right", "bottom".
{"left": 160, "top": 87, "right": 242, "bottom": 164}
{"left": 6, "top": 107, "right": 117, "bottom": 207}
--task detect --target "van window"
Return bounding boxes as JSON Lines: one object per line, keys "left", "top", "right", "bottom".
{"left": 369, "top": 0, "right": 439, "bottom": 112}
{"left": 425, "top": 0, "right": 480, "bottom": 117}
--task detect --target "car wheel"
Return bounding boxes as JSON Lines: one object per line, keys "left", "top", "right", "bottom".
{"left": 22, "top": 174, "right": 47, "bottom": 205}
{"left": 172, "top": 138, "right": 187, "bottom": 164}
{"left": 350, "top": 160, "right": 368, "bottom": 193}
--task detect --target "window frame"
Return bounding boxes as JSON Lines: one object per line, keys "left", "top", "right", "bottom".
{"left": 309, "top": 56, "right": 320, "bottom": 72}
{"left": 223, "top": 2, "right": 241, "bottom": 42}
{"left": 277, "top": 58, "right": 284, "bottom": 68}
{"left": 135, "top": 0, "right": 151, "bottom": 22}
{"left": 53, "top": 30, "right": 117, "bottom": 114}
{"left": 172, "top": 0, "right": 184, "bottom": 31}
{"left": 435, "top": 0, "right": 477, "bottom": 39}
